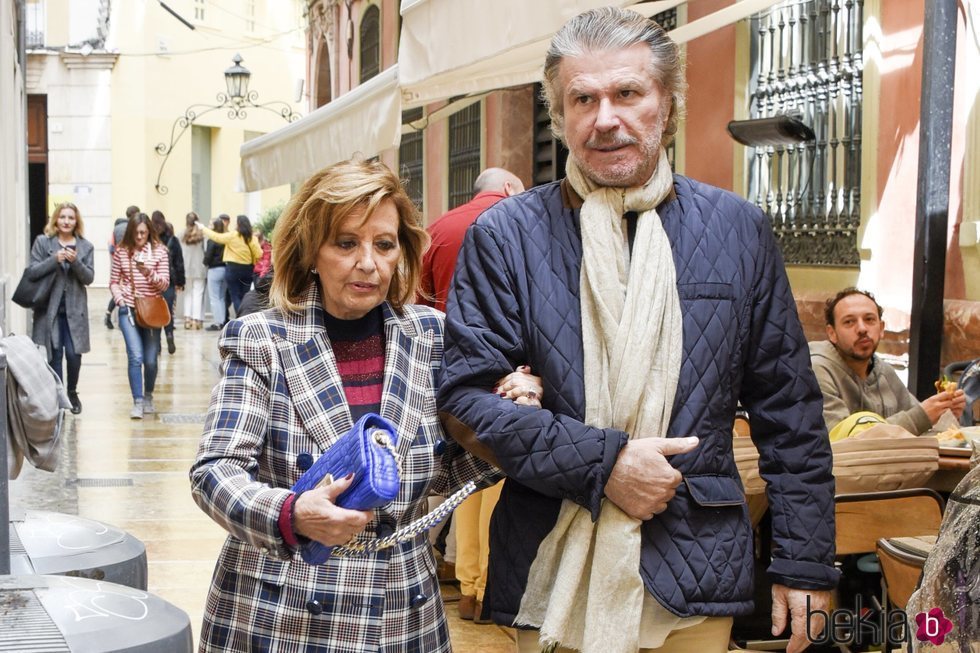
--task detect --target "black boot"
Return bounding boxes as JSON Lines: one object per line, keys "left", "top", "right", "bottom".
{"left": 166, "top": 333, "right": 176, "bottom": 354}
{"left": 104, "top": 311, "right": 114, "bottom": 330}
{"left": 67, "top": 391, "right": 82, "bottom": 415}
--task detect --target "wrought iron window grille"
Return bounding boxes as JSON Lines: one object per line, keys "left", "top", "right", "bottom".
{"left": 745, "top": 0, "right": 864, "bottom": 267}
{"left": 447, "top": 103, "right": 482, "bottom": 210}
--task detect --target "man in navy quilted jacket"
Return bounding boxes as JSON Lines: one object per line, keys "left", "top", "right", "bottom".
{"left": 437, "top": 7, "right": 838, "bottom": 653}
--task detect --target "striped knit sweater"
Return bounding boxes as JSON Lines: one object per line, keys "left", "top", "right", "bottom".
{"left": 324, "top": 306, "right": 384, "bottom": 419}
{"left": 109, "top": 244, "right": 170, "bottom": 307}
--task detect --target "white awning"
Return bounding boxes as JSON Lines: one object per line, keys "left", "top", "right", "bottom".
{"left": 398, "top": 0, "right": 653, "bottom": 108}
{"left": 238, "top": 66, "right": 400, "bottom": 191}
{"left": 398, "top": 0, "right": 781, "bottom": 107}
{"left": 240, "top": 0, "right": 783, "bottom": 191}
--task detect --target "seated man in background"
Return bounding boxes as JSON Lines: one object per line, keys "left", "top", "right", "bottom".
{"left": 810, "top": 287, "right": 966, "bottom": 436}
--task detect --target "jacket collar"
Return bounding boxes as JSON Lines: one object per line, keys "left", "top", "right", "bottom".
{"left": 276, "top": 282, "right": 433, "bottom": 454}
{"left": 40, "top": 234, "right": 90, "bottom": 251}
{"left": 278, "top": 282, "right": 426, "bottom": 343}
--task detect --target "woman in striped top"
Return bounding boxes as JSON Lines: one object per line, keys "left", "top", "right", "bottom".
{"left": 109, "top": 213, "right": 170, "bottom": 420}
{"left": 199, "top": 214, "right": 262, "bottom": 316}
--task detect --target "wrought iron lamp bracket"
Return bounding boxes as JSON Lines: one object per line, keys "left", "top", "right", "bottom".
{"left": 154, "top": 91, "right": 301, "bottom": 195}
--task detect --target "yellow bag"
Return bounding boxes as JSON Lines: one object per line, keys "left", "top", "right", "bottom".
{"left": 828, "top": 411, "right": 887, "bottom": 442}
{"left": 831, "top": 422, "right": 939, "bottom": 493}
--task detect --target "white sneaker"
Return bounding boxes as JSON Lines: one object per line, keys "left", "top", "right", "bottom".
{"left": 143, "top": 394, "right": 155, "bottom": 415}
{"left": 130, "top": 399, "right": 144, "bottom": 420}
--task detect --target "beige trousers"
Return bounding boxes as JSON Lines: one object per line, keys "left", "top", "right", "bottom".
{"left": 515, "top": 616, "right": 733, "bottom": 653}
{"left": 454, "top": 480, "right": 503, "bottom": 600}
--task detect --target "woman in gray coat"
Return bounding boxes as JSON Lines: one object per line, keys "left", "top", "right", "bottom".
{"left": 26, "top": 201, "right": 94, "bottom": 414}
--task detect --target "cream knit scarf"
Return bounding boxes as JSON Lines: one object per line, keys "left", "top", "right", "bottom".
{"left": 514, "top": 148, "right": 683, "bottom": 653}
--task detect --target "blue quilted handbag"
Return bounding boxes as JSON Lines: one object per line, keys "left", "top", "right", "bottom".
{"left": 291, "top": 413, "right": 401, "bottom": 564}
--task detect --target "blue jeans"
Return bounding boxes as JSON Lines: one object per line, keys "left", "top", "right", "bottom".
{"left": 162, "top": 284, "right": 176, "bottom": 336}
{"left": 50, "top": 312, "right": 81, "bottom": 393}
{"left": 118, "top": 306, "right": 160, "bottom": 401}
{"left": 207, "top": 267, "right": 227, "bottom": 325}
{"left": 225, "top": 262, "right": 254, "bottom": 315}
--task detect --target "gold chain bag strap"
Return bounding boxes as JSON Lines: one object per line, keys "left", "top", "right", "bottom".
{"left": 128, "top": 251, "right": 171, "bottom": 329}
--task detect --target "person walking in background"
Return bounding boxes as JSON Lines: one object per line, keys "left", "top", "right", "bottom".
{"left": 104, "top": 204, "right": 139, "bottom": 330}
{"left": 109, "top": 213, "right": 170, "bottom": 420}
{"left": 203, "top": 217, "right": 228, "bottom": 331}
{"left": 252, "top": 226, "right": 272, "bottom": 285}
{"left": 26, "top": 201, "right": 94, "bottom": 415}
{"left": 419, "top": 166, "right": 525, "bottom": 623}
{"left": 199, "top": 214, "right": 261, "bottom": 317}
{"left": 151, "top": 211, "right": 185, "bottom": 355}
{"left": 179, "top": 212, "right": 207, "bottom": 330}
{"left": 219, "top": 213, "right": 234, "bottom": 322}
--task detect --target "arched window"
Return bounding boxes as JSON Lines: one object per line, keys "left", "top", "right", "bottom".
{"left": 315, "top": 38, "right": 332, "bottom": 109}
{"left": 359, "top": 4, "right": 380, "bottom": 83}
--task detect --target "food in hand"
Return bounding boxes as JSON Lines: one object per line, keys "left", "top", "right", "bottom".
{"left": 934, "top": 376, "right": 958, "bottom": 393}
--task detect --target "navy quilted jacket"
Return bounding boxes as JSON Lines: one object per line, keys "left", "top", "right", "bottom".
{"left": 437, "top": 176, "right": 839, "bottom": 623}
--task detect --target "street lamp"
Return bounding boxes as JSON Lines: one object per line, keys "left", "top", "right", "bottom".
{"left": 224, "top": 53, "right": 250, "bottom": 101}
{"left": 154, "top": 53, "right": 301, "bottom": 194}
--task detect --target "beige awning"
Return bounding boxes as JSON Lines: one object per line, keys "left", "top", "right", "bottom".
{"left": 238, "top": 66, "right": 400, "bottom": 191}
{"left": 239, "top": 0, "right": 782, "bottom": 191}
{"left": 398, "top": 0, "right": 661, "bottom": 108}
{"left": 399, "top": 0, "right": 782, "bottom": 106}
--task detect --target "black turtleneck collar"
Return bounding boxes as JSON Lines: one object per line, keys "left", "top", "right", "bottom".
{"left": 322, "top": 305, "right": 383, "bottom": 342}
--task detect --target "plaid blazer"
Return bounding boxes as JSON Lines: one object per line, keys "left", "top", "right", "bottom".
{"left": 190, "top": 284, "right": 496, "bottom": 652}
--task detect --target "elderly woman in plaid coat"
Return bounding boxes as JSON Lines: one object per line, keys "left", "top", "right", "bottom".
{"left": 190, "top": 159, "right": 541, "bottom": 652}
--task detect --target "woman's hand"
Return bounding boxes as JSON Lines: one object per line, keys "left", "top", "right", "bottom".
{"left": 494, "top": 365, "right": 544, "bottom": 407}
{"left": 291, "top": 473, "right": 373, "bottom": 547}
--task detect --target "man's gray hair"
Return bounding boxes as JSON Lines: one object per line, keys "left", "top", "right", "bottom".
{"left": 542, "top": 7, "right": 686, "bottom": 145}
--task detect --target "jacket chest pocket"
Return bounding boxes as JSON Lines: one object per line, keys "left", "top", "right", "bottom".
{"left": 676, "top": 283, "right": 737, "bottom": 410}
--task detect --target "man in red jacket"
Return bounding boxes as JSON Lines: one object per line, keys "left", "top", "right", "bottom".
{"left": 420, "top": 168, "right": 524, "bottom": 312}
{"left": 420, "top": 167, "right": 524, "bottom": 623}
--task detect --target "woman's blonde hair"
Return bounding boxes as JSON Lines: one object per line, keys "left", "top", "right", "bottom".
{"left": 43, "top": 202, "right": 85, "bottom": 238}
{"left": 270, "top": 159, "right": 429, "bottom": 315}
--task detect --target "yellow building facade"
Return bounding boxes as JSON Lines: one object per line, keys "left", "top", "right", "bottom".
{"left": 24, "top": 0, "right": 305, "bottom": 287}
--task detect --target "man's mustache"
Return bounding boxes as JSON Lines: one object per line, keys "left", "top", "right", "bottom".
{"left": 586, "top": 134, "right": 638, "bottom": 149}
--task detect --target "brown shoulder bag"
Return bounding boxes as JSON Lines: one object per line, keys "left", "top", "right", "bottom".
{"left": 128, "top": 252, "right": 170, "bottom": 329}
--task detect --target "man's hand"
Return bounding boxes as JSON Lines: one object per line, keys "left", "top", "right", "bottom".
{"left": 771, "top": 585, "right": 831, "bottom": 653}
{"left": 604, "top": 436, "right": 699, "bottom": 520}
{"left": 949, "top": 388, "right": 967, "bottom": 419}
{"left": 921, "top": 390, "right": 965, "bottom": 423}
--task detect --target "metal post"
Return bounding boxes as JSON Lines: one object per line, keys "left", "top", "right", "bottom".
{"left": 908, "top": 0, "right": 958, "bottom": 399}
{"left": 0, "top": 349, "right": 10, "bottom": 575}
